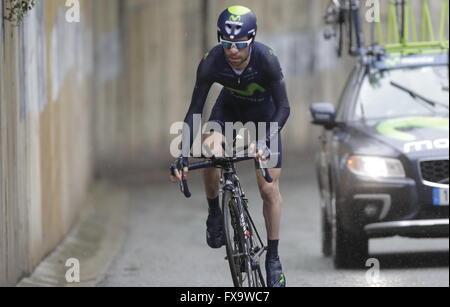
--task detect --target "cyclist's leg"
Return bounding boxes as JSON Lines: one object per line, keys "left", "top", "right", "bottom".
{"left": 202, "top": 132, "right": 224, "bottom": 248}
{"left": 203, "top": 92, "right": 232, "bottom": 248}
{"left": 255, "top": 168, "right": 283, "bottom": 240}
{"left": 202, "top": 130, "right": 224, "bottom": 199}
{"left": 203, "top": 91, "right": 229, "bottom": 198}
{"left": 254, "top": 134, "right": 286, "bottom": 287}
{"left": 254, "top": 132, "right": 283, "bottom": 240}
{"left": 256, "top": 167, "right": 286, "bottom": 287}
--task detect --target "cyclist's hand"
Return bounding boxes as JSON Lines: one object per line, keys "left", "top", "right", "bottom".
{"left": 170, "top": 157, "right": 189, "bottom": 182}
{"left": 249, "top": 140, "right": 270, "bottom": 162}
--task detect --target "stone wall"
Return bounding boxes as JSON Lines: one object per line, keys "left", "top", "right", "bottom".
{"left": 0, "top": 0, "right": 120, "bottom": 286}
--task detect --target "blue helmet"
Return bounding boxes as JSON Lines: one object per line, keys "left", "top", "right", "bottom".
{"left": 217, "top": 6, "right": 257, "bottom": 42}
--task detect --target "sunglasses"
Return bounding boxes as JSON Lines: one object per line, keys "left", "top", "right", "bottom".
{"left": 220, "top": 38, "right": 253, "bottom": 50}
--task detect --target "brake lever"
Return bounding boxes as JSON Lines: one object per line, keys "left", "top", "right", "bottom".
{"left": 171, "top": 162, "right": 191, "bottom": 198}
{"left": 179, "top": 167, "right": 192, "bottom": 198}
{"left": 259, "top": 159, "right": 273, "bottom": 183}
{"left": 180, "top": 176, "right": 192, "bottom": 198}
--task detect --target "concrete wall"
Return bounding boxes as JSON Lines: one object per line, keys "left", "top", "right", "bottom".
{"left": 0, "top": 0, "right": 120, "bottom": 286}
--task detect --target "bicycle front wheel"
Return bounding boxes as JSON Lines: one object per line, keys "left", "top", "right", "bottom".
{"left": 223, "top": 191, "right": 249, "bottom": 287}
{"left": 223, "top": 191, "right": 264, "bottom": 287}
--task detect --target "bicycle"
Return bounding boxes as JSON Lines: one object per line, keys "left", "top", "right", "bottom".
{"left": 171, "top": 151, "right": 275, "bottom": 287}
{"left": 324, "top": 0, "right": 365, "bottom": 57}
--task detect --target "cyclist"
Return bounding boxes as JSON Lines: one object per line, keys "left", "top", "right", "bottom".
{"left": 171, "top": 5, "right": 290, "bottom": 288}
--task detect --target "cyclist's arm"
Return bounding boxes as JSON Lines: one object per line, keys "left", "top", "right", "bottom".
{"left": 182, "top": 58, "right": 214, "bottom": 158}
{"left": 264, "top": 53, "right": 291, "bottom": 144}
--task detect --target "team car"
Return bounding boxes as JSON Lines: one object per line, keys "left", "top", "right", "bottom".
{"left": 311, "top": 0, "right": 449, "bottom": 268}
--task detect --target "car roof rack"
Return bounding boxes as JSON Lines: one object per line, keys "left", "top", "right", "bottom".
{"left": 324, "top": 0, "right": 449, "bottom": 60}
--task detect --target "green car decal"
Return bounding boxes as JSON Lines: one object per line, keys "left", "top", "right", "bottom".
{"left": 226, "top": 83, "right": 266, "bottom": 97}
{"left": 376, "top": 116, "right": 449, "bottom": 141}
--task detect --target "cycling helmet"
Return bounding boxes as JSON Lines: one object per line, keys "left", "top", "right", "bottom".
{"left": 217, "top": 6, "right": 257, "bottom": 42}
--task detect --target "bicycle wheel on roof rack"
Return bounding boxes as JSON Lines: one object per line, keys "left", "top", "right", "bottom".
{"left": 325, "top": 0, "right": 345, "bottom": 57}
{"left": 337, "top": 16, "right": 344, "bottom": 57}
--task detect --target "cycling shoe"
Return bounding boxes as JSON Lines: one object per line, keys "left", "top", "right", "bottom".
{"left": 265, "top": 257, "right": 286, "bottom": 287}
{"left": 206, "top": 212, "right": 225, "bottom": 249}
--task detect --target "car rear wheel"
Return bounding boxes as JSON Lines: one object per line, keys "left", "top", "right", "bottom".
{"left": 331, "top": 186, "right": 369, "bottom": 269}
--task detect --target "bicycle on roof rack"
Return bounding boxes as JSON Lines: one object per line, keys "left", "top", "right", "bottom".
{"left": 324, "top": 0, "right": 366, "bottom": 57}
{"left": 324, "top": 0, "right": 449, "bottom": 58}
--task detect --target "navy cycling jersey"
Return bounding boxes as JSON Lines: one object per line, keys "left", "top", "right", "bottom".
{"left": 182, "top": 41, "right": 291, "bottom": 156}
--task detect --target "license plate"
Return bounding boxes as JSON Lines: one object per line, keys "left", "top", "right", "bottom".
{"left": 433, "top": 188, "right": 449, "bottom": 206}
